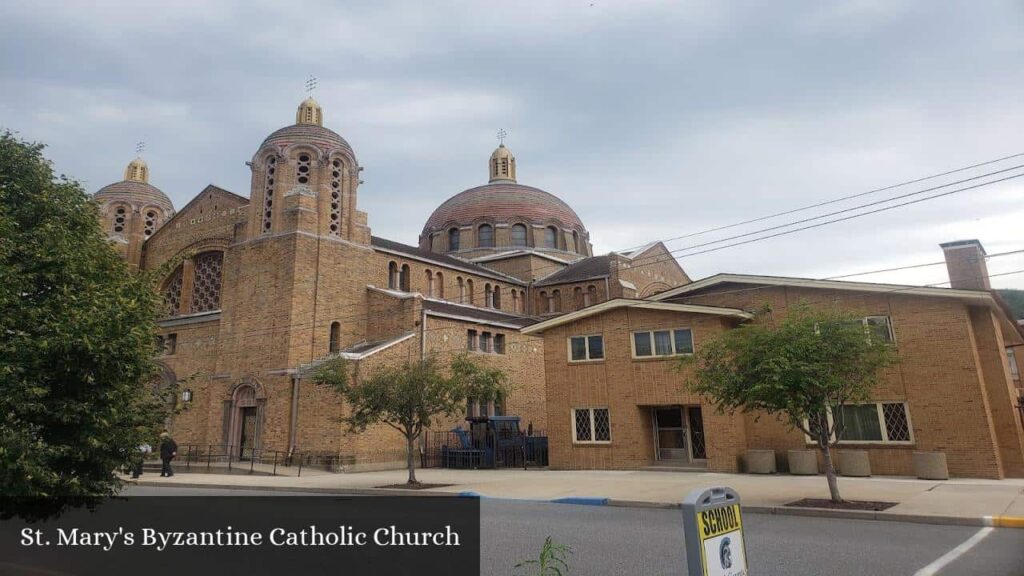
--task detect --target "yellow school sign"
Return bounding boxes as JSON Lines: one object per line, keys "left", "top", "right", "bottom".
{"left": 683, "top": 488, "right": 749, "bottom": 576}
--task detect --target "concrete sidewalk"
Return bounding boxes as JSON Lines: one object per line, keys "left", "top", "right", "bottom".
{"left": 133, "top": 467, "right": 1024, "bottom": 528}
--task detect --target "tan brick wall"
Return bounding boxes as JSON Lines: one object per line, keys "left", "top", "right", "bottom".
{"left": 540, "top": 307, "right": 745, "bottom": 471}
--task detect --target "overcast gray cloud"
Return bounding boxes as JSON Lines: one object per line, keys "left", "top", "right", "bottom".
{"left": 2, "top": 0, "right": 1022, "bottom": 287}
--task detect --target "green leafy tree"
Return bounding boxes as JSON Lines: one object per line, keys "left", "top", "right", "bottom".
{"left": 681, "top": 304, "right": 897, "bottom": 502}
{"left": 314, "top": 353, "right": 508, "bottom": 484}
{"left": 997, "top": 289, "right": 1024, "bottom": 320}
{"left": 0, "top": 131, "right": 169, "bottom": 520}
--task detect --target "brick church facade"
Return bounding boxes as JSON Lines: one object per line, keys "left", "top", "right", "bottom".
{"left": 93, "top": 96, "right": 1024, "bottom": 478}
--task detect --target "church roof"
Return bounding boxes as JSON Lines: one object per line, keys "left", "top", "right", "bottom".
{"left": 533, "top": 255, "right": 611, "bottom": 287}
{"left": 422, "top": 182, "right": 585, "bottom": 234}
{"left": 94, "top": 180, "right": 174, "bottom": 213}
{"left": 422, "top": 299, "right": 537, "bottom": 328}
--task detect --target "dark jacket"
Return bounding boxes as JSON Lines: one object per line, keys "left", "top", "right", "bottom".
{"left": 159, "top": 438, "right": 178, "bottom": 460}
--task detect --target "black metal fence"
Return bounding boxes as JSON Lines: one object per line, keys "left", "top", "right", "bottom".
{"left": 421, "top": 429, "right": 548, "bottom": 470}
{"left": 174, "top": 445, "right": 310, "bottom": 476}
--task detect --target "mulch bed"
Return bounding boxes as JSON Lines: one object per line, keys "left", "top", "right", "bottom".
{"left": 785, "top": 498, "right": 897, "bottom": 511}
{"left": 374, "top": 483, "right": 453, "bottom": 490}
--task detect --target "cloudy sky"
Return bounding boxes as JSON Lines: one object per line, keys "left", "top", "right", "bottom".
{"left": 2, "top": 0, "right": 1023, "bottom": 288}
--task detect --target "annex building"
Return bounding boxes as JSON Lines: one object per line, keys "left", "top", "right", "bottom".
{"left": 93, "top": 96, "right": 1024, "bottom": 478}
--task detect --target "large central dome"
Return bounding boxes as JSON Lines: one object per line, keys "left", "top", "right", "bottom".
{"left": 420, "top": 144, "right": 591, "bottom": 259}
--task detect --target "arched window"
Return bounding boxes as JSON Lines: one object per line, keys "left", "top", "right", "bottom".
{"left": 512, "top": 290, "right": 519, "bottom": 313}
{"left": 457, "top": 277, "right": 465, "bottom": 303}
{"left": 163, "top": 265, "right": 183, "bottom": 317}
{"left": 113, "top": 205, "right": 128, "bottom": 234}
{"left": 478, "top": 224, "right": 494, "bottom": 248}
{"left": 544, "top": 226, "right": 558, "bottom": 249}
{"left": 466, "top": 279, "right": 475, "bottom": 305}
{"left": 484, "top": 284, "right": 493, "bottom": 308}
{"left": 586, "top": 285, "right": 598, "bottom": 307}
{"left": 425, "top": 269, "right": 434, "bottom": 297}
{"left": 493, "top": 286, "right": 501, "bottom": 309}
{"left": 296, "top": 153, "right": 311, "bottom": 185}
{"left": 574, "top": 286, "right": 583, "bottom": 308}
{"left": 388, "top": 261, "right": 398, "bottom": 290}
{"left": 329, "top": 321, "right": 341, "bottom": 354}
{"left": 448, "top": 228, "right": 460, "bottom": 252}
{"left": 262, "top": 155, "right": 276, "bottom": 234}
{"left": 400, "top": 264, "right": 410, "bottom": 292}
{"left": 190, "top": 251, "right": 224, "bottom": 313}
{"left": 572, "top": 230, "right": 580, "bottom": 254}
{"left": 538, "top": 290, "right": 548, "bottom": 314}
{"left": 550, "top": 290, "right": 561, "bottom": 313}
{"left": 511, "top": 224, "right": 528, "bottom": 247}
{"left": 436, "top": 271, "right": 444, "bottom": 299}
{"left": 144, "top": 209, "right": 160, "bottom": 238}
{"left": 329, "top": 158, "right": 342, "bottom": 237}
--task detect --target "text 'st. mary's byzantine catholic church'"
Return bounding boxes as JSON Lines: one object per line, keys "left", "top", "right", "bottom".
{"left": 93, "top": 96, "right": 1024, "bottom": 479}
{"left": 93, "top": 96, "right": 690, "bottom": 468}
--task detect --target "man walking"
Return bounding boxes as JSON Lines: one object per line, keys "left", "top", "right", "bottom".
{"left": 159, "top": 432, "right": 178, "bottom": 477}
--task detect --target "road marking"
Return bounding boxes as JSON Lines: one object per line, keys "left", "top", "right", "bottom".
{"left": 913, "top": 527, "right": 994, "bottom": 576}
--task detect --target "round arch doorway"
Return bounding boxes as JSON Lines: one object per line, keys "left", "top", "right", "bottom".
{"left": 225, "top": 379, "right": 266, "bottom": 460}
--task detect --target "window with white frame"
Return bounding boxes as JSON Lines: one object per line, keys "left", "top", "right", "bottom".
{"left": 633, "top": 328, "right": 693, "bottom": 358}
{"left": 569, "top": 335, "right": 604, "bottom": 362}
{"left": 573, "top": 408, "right": 611, "bottom": 443}
{"left": 863, "top": 316, "right": 895, "bottom": 344}
{"left": 806, "top": 402, "right": 913, "bottom": 444}
{"left": 1006, "top": 347, "right": 1020, "bottom": 382}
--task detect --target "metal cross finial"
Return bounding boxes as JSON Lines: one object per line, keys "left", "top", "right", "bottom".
{"left": 305, "top": 75, "right": 318, "bottom": 95}
{"left": 135, "top": 141, "right": 145, "bottom": 155}
{"left": 497, "top": 128, "right": 507, "bottom": 145}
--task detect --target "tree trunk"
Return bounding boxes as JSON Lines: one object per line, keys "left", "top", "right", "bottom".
{"left": 406, "top": 434, "right": 418, "bottom": 485}
{"left": 820, "top": 441, "right": 842, "bottom": 502}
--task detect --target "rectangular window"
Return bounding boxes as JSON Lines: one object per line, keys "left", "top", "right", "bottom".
{"left": 569, "top": 335, "right": 604, "bottom": 362}
{"left": 1007, "top": 348, "right": 1020, "bottom": 381}
{"left": 809, "top": 402, "right": 913, "bottom": 444}
{"left": 572, "top": 408, "right": 611, "bottom": 444}
{"left": 467, "top": 329, "right": 477, "bottom": 352}
{"left": 480, "top": 332, "right": 493, "bottom": 353}
{"left": 163, "top": 333, "right": 177, "bottom": 356}
{"left": 632, "top": 328, "right": 694, "bottom": 358}
{"left": 494, "top": 334, "right": 506, "bottom": 355}
{"left": 864, "top": 316, "right": 894, "bottom": 344}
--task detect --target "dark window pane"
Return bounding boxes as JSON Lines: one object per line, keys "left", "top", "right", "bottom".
{"left": 574, "top": 409, "right": 592, "bottom": 441}
{"left": 653, "top": 330, "right": 673, "bottom": 355}
{"left": 865, "top": 316, "right": 893, "bottom": 344}
{"left": 511, "top": 224, "right": 527, "bottom": 246}
{"left": 571, "top": 337, "right": 587, "bottom": 361}
{"left": 478, "top": 224, "right": 494, "bottom": 247}
{"left": 633, "top": 332, "right": 652, "bottom": 356}
{"left": 839, "top": 405, "right": 883, "bottom": 441}
{"left": 882, "top": 403, "right": 911, "bottom": 441}
{"left": 448, "top": 228, "right": 460, "bottom": 251}
{"left": 588, "top": 335, "right": 604, "bottom": 359}
{"left": 674, "top": 329, "right": 694, "bottom": 354}
{"left": 593, "top": 409, "right": 610, "bottom": 441}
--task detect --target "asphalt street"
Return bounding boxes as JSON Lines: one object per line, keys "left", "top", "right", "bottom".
{"left": 123, "top": 485, "right": 1024, "bottom": 575}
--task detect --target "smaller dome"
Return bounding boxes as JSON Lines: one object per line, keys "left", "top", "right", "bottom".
{"left": 296, "top": 97, "right": 323, "bottom": 126}
{"left": 489, "top": 144, "right": 516, "bottom": 183}
{"left": 94, "top": 158, "right": 174, "bottom": 214}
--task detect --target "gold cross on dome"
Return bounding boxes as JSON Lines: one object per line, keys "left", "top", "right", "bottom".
{"left": 135, "top": 141, "right": 145, "bottom": 155}
{"left": 305, "top": 75, "right": 318, "bottom": 95}
{"left": 497, "top": 128, "right": 507, "bottom": 145}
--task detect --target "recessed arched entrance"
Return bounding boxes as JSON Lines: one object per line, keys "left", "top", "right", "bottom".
{"left": 224, "top": 378, "right": 266, "bottom": 460}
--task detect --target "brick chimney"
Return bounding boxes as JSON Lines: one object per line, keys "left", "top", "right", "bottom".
{"left": 940, "top": 239, "right": 990, "bottom": 291}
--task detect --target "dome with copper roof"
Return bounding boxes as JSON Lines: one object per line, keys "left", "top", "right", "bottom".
{"left": 420, "top": 144, "right": 591, "bottom": 259}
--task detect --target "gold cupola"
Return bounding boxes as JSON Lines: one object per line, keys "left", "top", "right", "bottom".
{"left": 489, "top": 143, "right": 516, "bottom": 183}
{"left": 296, "top": 97, "right": 324, "bottom": 126}
{"left": 124, "top": 157, "right": 149, "bottom": 183}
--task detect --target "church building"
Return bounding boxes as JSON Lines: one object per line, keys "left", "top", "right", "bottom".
{"left": 93, "top": 96, "right": 1024, "bottom": 478}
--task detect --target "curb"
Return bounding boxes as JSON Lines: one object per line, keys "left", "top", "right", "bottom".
{"left": 131, "top": 481, "right": 1024, "bottom": 529}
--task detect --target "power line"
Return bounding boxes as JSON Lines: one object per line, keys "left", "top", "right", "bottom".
{"left": 616, "top": 150, "right": 1024, "bottom": 253}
